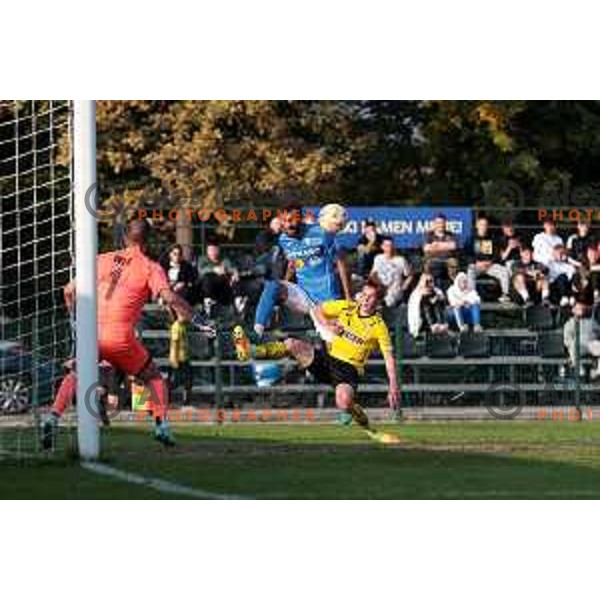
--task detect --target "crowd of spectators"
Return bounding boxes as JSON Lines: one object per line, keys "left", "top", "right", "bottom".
{"left": 157, "top": 219, "right": 288, "bottom": 322}
{"left": 150, "top": 210, "right": 600, "bottom": 388}
{"left": 402, "top": 213, "right": 600, "bottom": 339}
{"left": 159, "top": 212, "right": 600, "bottom": 342}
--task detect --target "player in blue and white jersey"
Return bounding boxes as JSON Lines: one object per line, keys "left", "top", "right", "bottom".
{"left": 253, "top": 203, "right": 351, "bottom": 341}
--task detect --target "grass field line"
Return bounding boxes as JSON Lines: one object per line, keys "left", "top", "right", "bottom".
{"left": 81, "top": 461, "right": 251, "bottom": 500}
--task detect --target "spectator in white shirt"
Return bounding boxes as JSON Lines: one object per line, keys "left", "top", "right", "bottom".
{"left": 447, "top": 272, "right": 482, "bottom": 333}
{"left": 533, "top": 218, "right": 563, "bottom": 266}
{"left": 371, "top": 237, "right": 413, "bottom": 307}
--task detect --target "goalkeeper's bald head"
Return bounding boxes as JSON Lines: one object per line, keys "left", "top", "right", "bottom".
{"left": 126, "top": 219, "right": 150, "bottom": 248}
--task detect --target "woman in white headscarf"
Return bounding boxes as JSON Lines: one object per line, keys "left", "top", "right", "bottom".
{"left": 408, "top": 273, "right": 448, "bottom": 337}
{"left": 447, "top": 272, "right": 482, "bottom": 332}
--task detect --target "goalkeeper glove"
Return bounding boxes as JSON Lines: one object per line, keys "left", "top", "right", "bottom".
{"left": 191, "top": 312, "right": 217, "bottom": 338}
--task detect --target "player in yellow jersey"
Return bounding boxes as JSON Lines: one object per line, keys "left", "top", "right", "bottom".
{"left": 233, "top": 277, "right": 400, "bottom": 444}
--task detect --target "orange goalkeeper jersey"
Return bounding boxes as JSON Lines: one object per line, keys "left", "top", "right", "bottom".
{"left": 97, "top": 246, "right": 169, "bottom": 328}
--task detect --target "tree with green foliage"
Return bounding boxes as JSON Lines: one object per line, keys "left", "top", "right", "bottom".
{"left": 86, "top": 100, "right": 365, "bottom": 249}
{"left": 56, "top": 100, "right": 600, "bottom": 249}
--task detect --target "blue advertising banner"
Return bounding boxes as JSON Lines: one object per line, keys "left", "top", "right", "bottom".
{"left": 316, "top": 206, "right": 473, "bottom": 250}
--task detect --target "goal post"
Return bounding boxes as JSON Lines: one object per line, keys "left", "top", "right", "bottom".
{"left": 73, "top": 101, "right": 99, "bottom": 460}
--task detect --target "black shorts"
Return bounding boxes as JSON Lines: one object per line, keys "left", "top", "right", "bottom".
{"left": 308, "top": 348, "right": 359, "bottom": 390}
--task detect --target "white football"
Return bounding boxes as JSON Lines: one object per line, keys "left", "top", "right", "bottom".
{"left": 318, "top": 203, "right": 348, "bottom": 233}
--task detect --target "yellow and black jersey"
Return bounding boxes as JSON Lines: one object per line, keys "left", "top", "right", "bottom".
{"left": 321, "top": 300, "right": 393, "bottom": 371}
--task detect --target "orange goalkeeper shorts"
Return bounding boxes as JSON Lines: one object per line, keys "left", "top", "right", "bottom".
{"left": 98, "top": 326, "right": 151, "bottom": 376}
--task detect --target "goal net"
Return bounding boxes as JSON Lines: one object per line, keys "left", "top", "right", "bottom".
{"left": 0, "top": 100, "right": 75, "bottom": 458}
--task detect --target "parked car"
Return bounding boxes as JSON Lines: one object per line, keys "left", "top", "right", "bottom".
{"left": 0, "top": 340, "right": 56, "bottom": 414}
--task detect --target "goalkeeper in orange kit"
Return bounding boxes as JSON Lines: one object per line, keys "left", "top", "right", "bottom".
{"left": 42, "top": 220, "right": 216, "bottom": 449}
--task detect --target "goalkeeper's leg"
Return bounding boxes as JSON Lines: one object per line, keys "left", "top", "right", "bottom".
{"left": 40, "top": 370, "right": 77, "bottom": 449}
{"left": 50, "top": 371, "right": 77, "bottom": 418}
{"left": 41, "top": 363, "right": 112, "bottom": 449}
{"left": 135, "top": 359, "right": 174, "bottom": 447}
{"left": 102, "top": 335, "right": 174, "bottom": 447}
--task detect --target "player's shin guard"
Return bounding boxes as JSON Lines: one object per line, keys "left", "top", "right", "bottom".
{"left": 254, "top": 280, "right": 281, "bottom": 335}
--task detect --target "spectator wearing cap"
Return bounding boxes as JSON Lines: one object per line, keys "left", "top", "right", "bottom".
{"left": 422, "top": 213, "right": 458, "bottom": 291}
{"left": 466, "top": 216, "right": 511, "bottom": 303}
{"left": 371, "top": 236, "right": 414, "bottom": 307}
{"left": 532, "top": 218, "right": 563, "bottom": 266}
{"left": 357, "top": 219, "right": 384, "bottom": 278}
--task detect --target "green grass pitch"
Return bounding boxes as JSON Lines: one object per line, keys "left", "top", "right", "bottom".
{"left": 4, "top": 420, "right": 600, "bottom": 499}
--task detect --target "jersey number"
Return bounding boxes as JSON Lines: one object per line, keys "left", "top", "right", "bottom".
{"left": 105, "top": 255, "right": 129, "bottom": 300}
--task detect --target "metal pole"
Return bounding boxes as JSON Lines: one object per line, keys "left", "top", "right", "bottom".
{"left": 31, "top": 102, "right": 40, "bottom": 447}
{"left": 574, "top": 314, "right": 582, "bottom": 417}
{"left": 214, "top": 328, "right": 223, "bottom": 423}
{"left": 395, "top": 324, "right": 403, "bottom": 420}
{"left": 74, "top": 101, "right": 99, "bottom": 460}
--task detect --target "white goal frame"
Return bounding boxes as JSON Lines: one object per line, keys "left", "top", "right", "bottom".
{"left": 73, "top": 101, "right": 99, "bottom": 460}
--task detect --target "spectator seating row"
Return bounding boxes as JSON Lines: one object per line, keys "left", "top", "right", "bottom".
{"left": 141, "top": 301, "right": 570, "bottom": 361}
{"left": 396, "top": 330, "right": 565, "bottom": 359}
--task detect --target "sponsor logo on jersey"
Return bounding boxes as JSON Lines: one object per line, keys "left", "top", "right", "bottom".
{"left": 339, "top": 327, "right": 366, "bottom": 346}
{"left": 305, "top": 237, "right": 322, "bottom": 246}
{"left": 286, "top": 246, "right": 324, "bottom": 260}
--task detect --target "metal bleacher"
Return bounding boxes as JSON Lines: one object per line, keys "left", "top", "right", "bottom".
{"left": 138, "top": 301, "right": 600, "bottom": 411}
